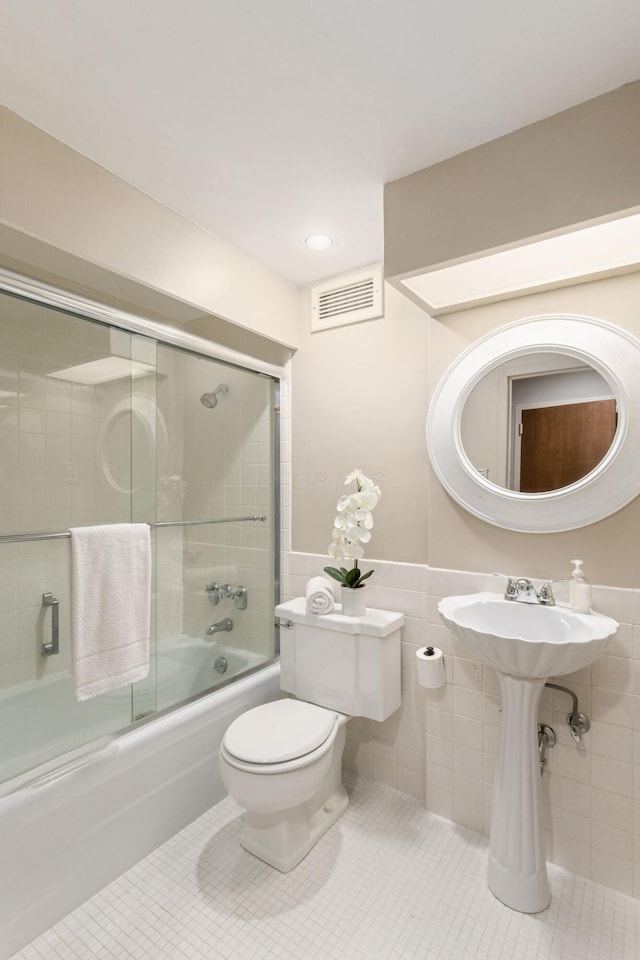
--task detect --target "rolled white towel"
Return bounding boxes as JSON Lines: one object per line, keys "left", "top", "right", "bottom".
{"left": 306, "top": 576, "right": 335, "bottom": 615}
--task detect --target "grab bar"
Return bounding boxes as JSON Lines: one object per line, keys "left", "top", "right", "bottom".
{"left": 42, "top": 592, "right": 60, "bottom": 656}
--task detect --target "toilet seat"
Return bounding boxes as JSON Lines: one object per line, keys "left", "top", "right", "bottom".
{"left": 222, "top": 700, "right": 340, "bottom": 771}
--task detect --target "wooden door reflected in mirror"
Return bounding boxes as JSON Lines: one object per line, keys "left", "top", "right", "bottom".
{"left": 518, "top": 399, "right": 617, "bottom": 493}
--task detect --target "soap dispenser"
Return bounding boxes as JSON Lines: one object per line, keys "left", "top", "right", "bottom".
{"left": 569, "top": 559, "right": 591, "bottom": 614}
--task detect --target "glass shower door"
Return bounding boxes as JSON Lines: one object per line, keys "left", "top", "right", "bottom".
{"left": 0, "top": 278, "right": 279, "bottom": 786}
{"left": 0, "top": 291, "right": 156, "bottom": 782}
{"left": 150, "top": 343, "right": 278, "bottom": 714}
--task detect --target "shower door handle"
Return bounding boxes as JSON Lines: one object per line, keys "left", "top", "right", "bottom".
{"left": 42, "top": 592, "right": 60, "bottom": 656}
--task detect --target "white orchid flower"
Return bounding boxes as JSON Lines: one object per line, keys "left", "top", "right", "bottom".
{"left": 342, "top": 543, "right": 364, "bottom": 560}
{"left": 323, "top": 469, "right": 381, "bottom": 582}
{"left": 344, "top": 468, "right": 365, "bottom": 486}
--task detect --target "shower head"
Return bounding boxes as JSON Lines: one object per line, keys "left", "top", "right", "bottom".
{"left": 200, "top": 384, "right": 229, "bottom": 409}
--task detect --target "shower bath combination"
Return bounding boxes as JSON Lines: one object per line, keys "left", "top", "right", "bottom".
{"left": 0, "top": 269, "right": 281, "bottom": 959}
{"left": 200, "top": 384, "right": 229, "bottom": 408}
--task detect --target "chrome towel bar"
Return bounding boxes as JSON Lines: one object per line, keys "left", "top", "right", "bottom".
{"left": 0, "top": 515, "right": 267, "bottom": 545}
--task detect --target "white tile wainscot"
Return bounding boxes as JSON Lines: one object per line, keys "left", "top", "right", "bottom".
{"left": 282, "top": 553, "right": 640, "bottom": 900}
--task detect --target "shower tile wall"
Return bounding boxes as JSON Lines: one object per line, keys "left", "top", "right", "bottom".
{"left": 0, "top": 298, "right": 152, "bottom": 690}
{"left": 165, "top": 352, "right": 275, "bottom": 659}
{"left": 282, "top": 552, "right": 640, "bottom": 901}
{"left": 0, "top": 293, "right": 277, "bottom": 696}
{"left": 0, "top": 539, "right": 70, "bottom": 688}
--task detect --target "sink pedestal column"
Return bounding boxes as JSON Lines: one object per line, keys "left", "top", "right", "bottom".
{"left": 488, "top": 672, "right": 549, "bottom": 913}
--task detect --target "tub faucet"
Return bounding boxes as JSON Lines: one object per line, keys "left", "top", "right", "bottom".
{"left": 206, "top": 583, "right": 248, "bottom": 610}
{"left": 207, "top": 617, "right": 233, "bottom": 635}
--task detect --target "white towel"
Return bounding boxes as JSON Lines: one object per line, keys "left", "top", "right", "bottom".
{"left": 306, "top": 576, "right": 335, "bottom": 615}
{"left": 70, "top": 523, "right": 151, "bottom": 701}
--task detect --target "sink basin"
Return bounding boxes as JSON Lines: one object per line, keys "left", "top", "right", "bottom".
{"left": 438, "top": 592, "right": 617, "bottom": 678}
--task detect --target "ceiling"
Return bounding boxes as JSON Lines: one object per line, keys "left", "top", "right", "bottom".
{"left": 1, "top": 1, "right": 640, "bottom": 288}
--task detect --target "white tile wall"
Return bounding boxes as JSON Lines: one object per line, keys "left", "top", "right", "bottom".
{"left": 0, "top": 298, "right": 148, "bottom": 689}
{"left": 0, "top": 306, "right": 281, "bottom": 689}
{"left": 178, "top": 360, "right": 276, "bottom": 659}
{"left": 281, "top": 551, "right": 640, "bottom": 901}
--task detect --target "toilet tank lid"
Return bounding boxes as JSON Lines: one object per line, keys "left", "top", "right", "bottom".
{"left": 223, "top": 699, "right": 338, "bottom": 764}
{"left": 276, "top": 598, "right": 405, "bottom": 635}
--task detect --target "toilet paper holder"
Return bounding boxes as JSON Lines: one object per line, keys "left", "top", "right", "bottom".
{"left": 416, "top": 645, "right": 446, "bottom": 689}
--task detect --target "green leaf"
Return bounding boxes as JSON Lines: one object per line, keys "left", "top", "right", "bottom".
{"left": 324, "top": 564, "right": 374, "bottom": 589}
{"left": 323, "top": 566, "right": 347, "bottom": 585}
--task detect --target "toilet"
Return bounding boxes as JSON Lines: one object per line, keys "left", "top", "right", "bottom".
{"left": 219, "top": 597, "right": 404, "bottom": 872}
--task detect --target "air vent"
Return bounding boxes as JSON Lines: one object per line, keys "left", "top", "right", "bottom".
{"left": 310, "top": 264, "right": 383, "bottom": 332}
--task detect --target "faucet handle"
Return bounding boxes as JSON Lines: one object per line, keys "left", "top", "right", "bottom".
{"left": 493, "top": 572, "right": 518, "bottom": 599}
{"left": 205, "top": 583, "right": 221, "bottom": 605}
{"left": 538, "top": 579, "right": 567, "bottom": 605}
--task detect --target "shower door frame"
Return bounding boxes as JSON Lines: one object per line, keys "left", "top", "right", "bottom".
{"left": 0, "top": 268, "right": 284, "bottom": 381}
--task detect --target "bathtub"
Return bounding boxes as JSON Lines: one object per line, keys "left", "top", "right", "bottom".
{"left": 0, "top": 637, "right": 267, "bottom": 784}
{"left": 0, "top": 659, "right": 282, "bottom": 960}
{"left": 156, "top": 635, "right": 267, "bottom": 711}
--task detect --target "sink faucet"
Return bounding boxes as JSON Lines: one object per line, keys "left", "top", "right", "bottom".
{"left": 494, "top": 574, "right": 566, "bottom": 606}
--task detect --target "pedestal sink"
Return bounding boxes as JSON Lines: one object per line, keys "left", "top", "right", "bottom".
{"left": 438, "top": 592, "right": 618, "bottom": 913}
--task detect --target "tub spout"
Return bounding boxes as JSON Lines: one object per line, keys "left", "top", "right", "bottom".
{"left": 207, "top": 617, "right": 233, "bottom": 635}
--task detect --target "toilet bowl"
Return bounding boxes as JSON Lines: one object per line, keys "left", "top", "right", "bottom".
{"left": 219, "top": 598, "right": 404, "bottom": 872}
{"left": 219, "top": 699, "right": 350, "bottom": 872}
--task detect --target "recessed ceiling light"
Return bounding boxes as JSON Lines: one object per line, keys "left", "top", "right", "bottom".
{"left": 303, "top": 234, "right": 334, "bottom": 251}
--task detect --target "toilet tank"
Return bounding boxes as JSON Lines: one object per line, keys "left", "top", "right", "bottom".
{"left": 275, "top": 598, "right": 404, "bottom": 721}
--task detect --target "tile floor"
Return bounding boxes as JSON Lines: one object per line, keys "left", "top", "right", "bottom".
{"left": 12, "top": 776, "right": 640, "bottom": 960}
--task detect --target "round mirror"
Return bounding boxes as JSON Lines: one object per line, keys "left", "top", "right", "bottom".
{"left": 427, "top": 314, "right": 640, "bottom": 532}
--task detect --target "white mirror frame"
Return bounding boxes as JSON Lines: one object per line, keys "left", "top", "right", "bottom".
{"left": 427, "top": 314, "right": 640, "bottom": 532}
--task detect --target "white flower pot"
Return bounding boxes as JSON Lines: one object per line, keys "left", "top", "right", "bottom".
{"left": 341, "top": 586, "right": 367, "bottom": 617}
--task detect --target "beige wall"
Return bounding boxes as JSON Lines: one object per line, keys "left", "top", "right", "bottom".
{"left": 427, "top": 272, "right": 640, "bottom": 587}
{"left": 292, "top": 79, "right": 640, "bottom": 587}
{"left": 0, "top": 109, "right": 301, "bottom": 350}
{"left": 384, "top": 80, "right": 640, "bottom": 284}
{"left": 287, "top": 271, "right": 640, "bottom": 899}
{"left": 291, "top": 283, "right": 429, "bottom": 564}
{"left": 292, "top": 270, "right": 640, "bottom": 587}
